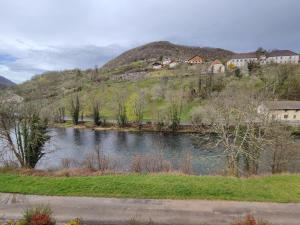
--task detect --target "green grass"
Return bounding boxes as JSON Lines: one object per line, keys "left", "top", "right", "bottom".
{"left": 0, "top": 173, "right": 300, "bottom": 203}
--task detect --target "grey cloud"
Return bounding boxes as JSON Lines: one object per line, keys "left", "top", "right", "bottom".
{"left": 0, "top": 0, "right": 299, "bottom": 83}
{"left": 0, "top": 43, "right": 125, "bottom": 82}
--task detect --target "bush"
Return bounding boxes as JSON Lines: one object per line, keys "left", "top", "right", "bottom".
{"left": 23, "top": 206, "right": 55, "bottom": 225}
{"left": 64, "top": 219, "right": 81, "bottom": 225}
{"left": 231, "top": 214, "right": 269, "bottom": 225}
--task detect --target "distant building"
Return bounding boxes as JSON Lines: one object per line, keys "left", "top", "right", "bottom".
{"left": 169, "top": 61, "right": 179, "bottom": 68}
{"left": 162, "top": 58, "right": 172, "bottom": 65}
{"left": 227, "top": 52, "right": 258, "bottom": 68}
{"left": 209, "top": 60, "right": 225, "bottom": 74}
{"left": 266, "top": 50, "right": 299, "bottom": 64}
{"left": 153, "top": 62, "right": 163, "bottom": 69}
{"left": 258, "top": 101, "right": 300, "bottom": 123}
{"left": 227, "top": 50, "right": 299, "bottom": 68}
{"left": 187, "top": 55, "right": 204, "bottom": 64}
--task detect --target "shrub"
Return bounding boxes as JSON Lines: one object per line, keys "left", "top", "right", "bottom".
{"left": 231, "top": 214, "right": 269, "bottom": 225}
{"left": 23, "top": 206, "right": 55, "bottom": 225}
{"left": 64, "top": 219, "right": 81, "bottom": 225}
{"left": 130, "top": 153, "right": 172, "bottom": 173}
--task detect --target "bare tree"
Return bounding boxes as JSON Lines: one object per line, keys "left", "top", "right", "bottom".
{"left": 196, "top": 89, "right": 269, "bottom": 177}
{"left": 116, "top": 93, "right": 128, "bottom": 127}
{"left": 153, "top": 109, "right": 165, "bottom": 131}
{"left": 0, "top": 101, "right": 50, "bottom": 168}
{"left": 133, "top": 92, "right": 145, "bottom": 129}
{"left": 54, "top": 107, "right": 65, "bottom": 123}
{"left": 264, "top": 123, "right": 299, "bottom": 174}
{"left": 69, "top": 95, "right": 80, "bottom": 125}
{"left": 92, "top": 101, "right": 101, "bottom": 126}
{"left": 167, "top": 96, "right": 182, "bottom": 132}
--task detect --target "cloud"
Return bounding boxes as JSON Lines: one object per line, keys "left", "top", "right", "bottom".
{"left": 0, "top": 0, "right": 299, "bottom": 83}
{"left": 0, "top": 39, "right": 125, "bottom": 83}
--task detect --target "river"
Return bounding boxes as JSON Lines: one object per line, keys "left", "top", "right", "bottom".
{"left": 36, "top": 128, "right": 225, "bottom": 175}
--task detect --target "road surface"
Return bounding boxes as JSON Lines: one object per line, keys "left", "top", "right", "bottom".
{"left": 1, "top": 193, "right": 300, "bottom": 225}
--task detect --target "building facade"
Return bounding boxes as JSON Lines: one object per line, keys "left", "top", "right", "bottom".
{"left": 209, "top": 60, "right": 225, "bottom": 74}
{"left": 265, "top": 50, "right": 299, "bottom": 64}
{"left": 258, "top": 101, "right": 300, "bottom": 123}
{"left": 169, "top": 61, "right": 179, "bottom": 68}
{"left": 227, "top": 50, "right": 299, "bottom": 68}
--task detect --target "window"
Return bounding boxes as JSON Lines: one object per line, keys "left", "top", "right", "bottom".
{"left": 293, "top": 115, "right": 297, "bottom": 119}
{"left": 284, "top": 115, "right": 288, "bottom": 119}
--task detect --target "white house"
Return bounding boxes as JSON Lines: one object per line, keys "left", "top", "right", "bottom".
{"left": 169, "top": 61, "right": 179, "bottom": 68}
{"left": 227, "top": 52, "right": 258, "bottom": 68}
{"left": 227, "top": 50, "right": 299, "bottom": 68}
{"left": 258, "top": 101, "right": 300, "bottom": 123}
{"left": 266, "top": 50, "right": 299, "bottom": 64}
{"left": 209, "top": 60, "right": 225, "bottom": 74}
{"left": 162, "top": 58, "right": 172, "bottom": 65}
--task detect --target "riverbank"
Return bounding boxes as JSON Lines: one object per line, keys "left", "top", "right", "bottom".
{"left": 0, "top": 172, "right": 299, "bottom": 203}
{"left": 51, "top": 121, "right": 207, "bottom": 133}
{"left": 51, "top": 120, "right": 300, "bottom": 135}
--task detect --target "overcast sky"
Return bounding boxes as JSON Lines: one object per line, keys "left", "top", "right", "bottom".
{"left": 0, "top": 0, "right": 299, "bottom": 83}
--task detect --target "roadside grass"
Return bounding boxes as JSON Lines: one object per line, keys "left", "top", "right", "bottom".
{"left": 0, "top": 173, "right": 300, "bottom": 203}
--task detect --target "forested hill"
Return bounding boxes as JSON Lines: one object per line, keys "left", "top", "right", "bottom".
{"left": 103, "top": 41, "right": 234, "bottom": 69}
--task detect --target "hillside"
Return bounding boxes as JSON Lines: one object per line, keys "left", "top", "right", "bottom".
{"left": 0, "top": 75, "right": 15, "bottom": 88}
{"left": 103, "top": 41, "right": 234, "bottom": 69}
{"left": 8, "top": 40, "right": 300, "bottom": 122}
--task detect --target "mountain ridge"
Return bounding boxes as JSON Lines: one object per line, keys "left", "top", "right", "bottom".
{"left": 0, "top": 75, "right": 15, "bottom": 88}
{"left": 103, "top": 41, "right": 234, "bottom": 69}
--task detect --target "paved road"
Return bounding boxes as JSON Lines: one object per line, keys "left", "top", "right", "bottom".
{"left": 1, "top": 193, "right": 300, "bottom": 225}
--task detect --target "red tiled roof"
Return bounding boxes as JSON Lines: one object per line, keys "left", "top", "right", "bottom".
{"left": 211, "top": 60, "right": 223, "bottom": 65}
{"left": 187, "top": 55, "right": 203, "bottom": 61}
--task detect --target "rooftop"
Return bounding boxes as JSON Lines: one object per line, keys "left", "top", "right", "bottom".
{"left": 231, "top": 50, "right": 299, "bottom": 60}
{"left": 268, "top": 50, "right": 298, "bottom": 57}
{"left": 265, "top": 101, "right": 300, "bottom": 110}
{"left": 211, "top": 59, "right": 223, "bottom": 65}
{"left": 231, "top": 52, "right": 257, "bottom": 59}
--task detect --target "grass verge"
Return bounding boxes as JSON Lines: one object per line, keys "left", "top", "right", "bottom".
{"left": 0, "top": 173, "right": 299, "bottom": 203}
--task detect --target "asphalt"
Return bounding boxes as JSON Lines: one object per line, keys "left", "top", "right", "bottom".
{"left": 1, "top": 193, "right": 300, "bottom": 225}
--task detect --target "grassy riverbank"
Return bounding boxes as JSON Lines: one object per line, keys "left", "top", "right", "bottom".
{"left": 0, "top": 173, "right": 299, "bottom": 203}
{"left": 51, "top": 121, "right": 203, "bottom": 133}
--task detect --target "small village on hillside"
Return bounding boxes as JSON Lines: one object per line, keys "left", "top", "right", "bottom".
{"left": 152, "top": 49, "right": 300, "bottom": 72}
{"left": 151, "top": 49, "right": 300, "bottom": 124}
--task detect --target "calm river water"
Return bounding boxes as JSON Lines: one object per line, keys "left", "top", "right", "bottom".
{"left": 35, "top": 128, "right": 225, "bottom": 175}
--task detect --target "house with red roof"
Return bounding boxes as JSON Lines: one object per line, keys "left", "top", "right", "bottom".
{"left": 209, "top": 60, "right": 225, "bottom": 74}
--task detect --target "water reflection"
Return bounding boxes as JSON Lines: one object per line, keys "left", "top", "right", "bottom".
{"left": 36, "top": 128, "right": 225, "bottom": 175}
{"left": 73, "top": 129, "right": 83, "bottom": 146}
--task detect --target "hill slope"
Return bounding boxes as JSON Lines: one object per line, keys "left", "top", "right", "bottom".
{"left": 0, "top": 76, "right": 15, "bottom": 88}
{"left": 103, "top": 41, "right": 234, "bottom": 69}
